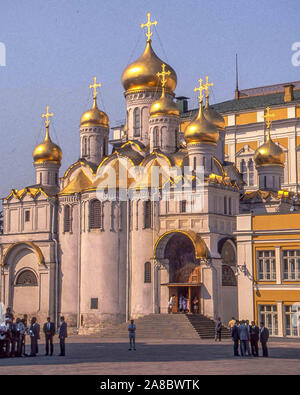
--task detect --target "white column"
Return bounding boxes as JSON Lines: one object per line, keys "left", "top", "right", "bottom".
{"left": 277, "top": 301, "right": 284, "bottom": 337}
{"left": 275, "top": 246, "right": 282, "bottom": 284}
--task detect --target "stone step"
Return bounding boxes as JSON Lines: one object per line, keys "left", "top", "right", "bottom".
{"left": 98, "top": 313, "right": 232, "bottom": 340}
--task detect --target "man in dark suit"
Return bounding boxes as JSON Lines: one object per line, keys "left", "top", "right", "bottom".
{"left": 43, "top": 317, "right": 55, "bottom": 356}
{"left": 250, "top": 321, "right": 259, "bottom": 357}
{"left": 259, "top": 322, "right": 269, "bottom": 357}
{"left": 58, "top": 316, "right": 67, "bottom": 356}
{"left": 29, "top": 317, "right": 40, "bottom": 357}
{"left": 231, "top": 320, "right": 240, "bottom": 356}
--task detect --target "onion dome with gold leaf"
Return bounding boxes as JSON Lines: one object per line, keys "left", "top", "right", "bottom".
{"left": 80, "top": 97, "right": 109, "bottom": 128}
{"left": 122, "top": 40, "right": 177, "bottom": 94}
{"left": 204, "top": 97, "right": 225, "bottom": 131}
{"left": 254, "top": 107, "right": 284, "bottom": 167}
{"left": 254, "top": 136, "right": 284, "bottom": 167}
{"left": 184, "top": 101, "right": 219, "bottom": 145}
{"left": 149, "top": 63, "right": 179, "bottom": 118}
{"left": 33, "top": 106, "right": 62, "bottom": 165}
{"left": 80, "top": 76, "right": 109, "bottom": 128}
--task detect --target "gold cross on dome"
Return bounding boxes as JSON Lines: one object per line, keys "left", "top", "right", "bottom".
{"left": 89, "top": 76, "right": 102, "bottom": 99}
{"left": 194, "top": 78, "right": 206, "bottom": 104}
{"left": 42, "top": 105, "right": 53, "bottom": 127}
{"left": 264, "top": 106, "right": 275, "bottom": 129}
{"left": 203, "top": 76, "right": 214, "bottom": 98}
{"left": 156, "top": 63, "right": 171, "bottom": 88}
{"left": 141, "top": 12, "right": 158, "bottom": 42}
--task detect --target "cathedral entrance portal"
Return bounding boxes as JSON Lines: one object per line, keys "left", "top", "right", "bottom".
{"left": 154, "top": 231, "right": 207, "bottom": 314}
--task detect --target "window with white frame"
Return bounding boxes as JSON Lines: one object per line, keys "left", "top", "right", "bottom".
{"left": 257, "top": 250, "right": 276, "bottom": 280}
{"left": 248, "top": 159, "right": 254, "bottom": 186}
{"left": 259, "top": 304, "right": 278, "bottom": 336}
{"left": 284, "top": 304, "right": 300, "bottom": 336}
{"left": 282, "top": 250, "right": 300, "bottom": 280}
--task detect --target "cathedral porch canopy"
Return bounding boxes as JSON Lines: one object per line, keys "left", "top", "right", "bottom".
{"left": 154, "top": 230, "right": 207, "bottom": 260}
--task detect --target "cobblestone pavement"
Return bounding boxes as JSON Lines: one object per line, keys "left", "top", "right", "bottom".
{"left": 0, "top": 336, "right": 299, "bottom": 375}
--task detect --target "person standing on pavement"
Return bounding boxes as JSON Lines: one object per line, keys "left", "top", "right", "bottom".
{"left": 231, "top": 320, "right": 240, "bottom": 356}
{"left": 29, "top": 317, "right": 40, "bottom": 357}
{"left": 228, "top": 317, "right": 236, "bottom": 329}
{"left": 250, "top": 321, "right": 259, "bottom": 357}
{"left": 43, "top": 317, "right": 55, "bottom": 356}
{"left": 260, "top": 322, "right": 269, "bottom": 357}
{"left": 128, "top": 319, "right": 136, "bottom": 351}
{"left": 238, "top": 320, "right": 250, "bottom": 356}
{"left": 215, "top": 317, "right": 222, "bottom": 341}
{"left": 58, "top": 316, "right": 67, "bottom": 356}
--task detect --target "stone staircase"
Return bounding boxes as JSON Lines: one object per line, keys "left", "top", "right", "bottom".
{"left": 98, "top": 313, "right": 231, "bottom": 340}
{"left": 186, "top": 314, "right": 231, "bottom": 339}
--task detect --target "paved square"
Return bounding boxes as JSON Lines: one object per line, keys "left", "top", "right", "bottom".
{"left": 0, "top": 336, "right": 300, "bottom": 375}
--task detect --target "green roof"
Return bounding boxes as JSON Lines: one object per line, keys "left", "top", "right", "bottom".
{"left": 180, "top": 90, "right": 300, "bottom": 119}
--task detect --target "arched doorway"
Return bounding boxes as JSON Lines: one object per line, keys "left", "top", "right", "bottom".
{"left": 2, "top": 242, "right": 44, "bottom": 317}
{"left": 154, "top": 230, "right": 207, "bottom": 314}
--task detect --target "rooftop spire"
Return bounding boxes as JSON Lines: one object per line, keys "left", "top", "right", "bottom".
{"left": 235, "top": 53, "right": 240, "bottom": 100}
{"left": 264, "top": 106, "right": 275, "bottom": 139}
{"left": 156, "top": 63, "right": 171, "bottom": 96}
{"left": 89, "top": 76, "right": 102, "bottom": 108}
{"left": 140, "top": 12, "right": 157, "bottom": 42}
{"left": 41, "top": 105, "right": 54, "bottom": 140}
{"left": 203, "top": 76, "right": 214, "bottom": 107}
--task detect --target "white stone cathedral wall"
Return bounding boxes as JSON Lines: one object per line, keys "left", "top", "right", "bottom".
{"left": 79, "top": 200, "right": 127, "bottom": 333}
{"left": 130, "top": 200, "right": 154, "bottom": 318}
{"left": 59, "top": 203, "right": 79, "bottom": 327}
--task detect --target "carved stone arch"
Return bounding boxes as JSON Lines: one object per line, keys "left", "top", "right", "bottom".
{"left": 2, "top": 242, "right": 45, "bottom": 267}
{"left": 218, "top": 237, "right": 236, "bottom": 266}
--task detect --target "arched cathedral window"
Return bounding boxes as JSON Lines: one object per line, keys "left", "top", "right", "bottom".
{"left": 64, "top": 205, "right": 71, "bottom": 233}
{"left": 90, "top": 199, "right": 102, "bottom": 229}
{"left": 16, "top": 270, "right": 38, "bottom": 287}
{"left": 144, "top": 262, "right": 151, "bottom": 283}
{"left": 82, "top": 137, "right": 88, "bottom": 157}
{"left": 222, "top": 265, "right": 237, "bottom": 286}
{"left": 144, "top": 201, "right": 152, "bottom": 229}
{"left": 133, "top": 108, "right": 140, "bottom": 137}
{"left": 153, "top": 127, "right": 159, "bottom": 148}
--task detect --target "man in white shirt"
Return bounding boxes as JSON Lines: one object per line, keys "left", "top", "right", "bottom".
{"left": 128, "top": 319, "right": 136, "bottom": 351}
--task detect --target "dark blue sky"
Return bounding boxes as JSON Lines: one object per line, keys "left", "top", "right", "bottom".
{"left": 0, "top": 0, "right": 299, "bottom": 199}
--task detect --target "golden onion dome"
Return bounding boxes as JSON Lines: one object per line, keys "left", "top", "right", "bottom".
{"left": 254, "top": 135, "right": 284, "bottom": 167}
{"left": 150, "top": 90, "right": 179, "bottom": 117}
{"left": 184, "top": 102, "right": 219, "bottom": 145}
{"left": 121, "top": 40, "right": 177, "bottom": 93}
{"left": 33, "top": 126, "right": 62, "bottom": 165}
{"left": 204, "top": 97, "right": 225, "bottom": 131}
{"left": 80, "top": 97, "right": 109, "bottom": 128}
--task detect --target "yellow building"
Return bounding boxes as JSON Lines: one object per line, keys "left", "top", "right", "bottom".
{"left": 236, "top": 211, "right": 300, "bottom": 337}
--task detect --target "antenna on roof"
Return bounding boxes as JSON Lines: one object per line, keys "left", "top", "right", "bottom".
{"left": 235, "top": 53, "right": 240, "bottom": 100}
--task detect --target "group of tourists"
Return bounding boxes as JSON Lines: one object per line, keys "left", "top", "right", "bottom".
{"left": 168, "top": 295, "right": 199, "bottom": 314}
{"left": 0, "top": 308, "right": 68, "bottom": 358}
{"left": 228, "top": 317, "right": 270, "bottom": 357}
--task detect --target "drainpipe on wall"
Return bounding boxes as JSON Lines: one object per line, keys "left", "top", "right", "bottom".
{"left": 77, "top": 194, "right": 82, "bottom": 332}
{"left": 49, "top": 199, "right": 59, "bottom": 330}
{"left": 126, "top": 197, "right": 130, "bottom": 322}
